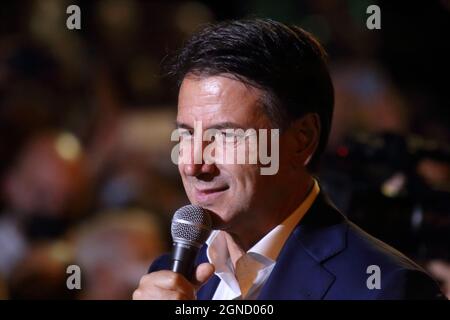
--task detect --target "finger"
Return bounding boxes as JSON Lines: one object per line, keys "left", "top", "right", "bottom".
{"left": 141, "top": 271, "right": 195, "bottom": 298}
{"left": 193, "top": 263, "right": 215, "bottom": 288}
{"left": 133, "top": 288, "right": 191, "bottom": 300}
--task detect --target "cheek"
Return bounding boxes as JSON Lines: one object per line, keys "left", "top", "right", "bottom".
{"left": 226, "top": 164, "right": 259, "bottom": 194}
{"left": 178, "top": 165, "right": 189, "bottom": 188}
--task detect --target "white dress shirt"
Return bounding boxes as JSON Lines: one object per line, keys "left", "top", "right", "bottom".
{"left": 206, "top": 179, "right": 320, "bottom": 300}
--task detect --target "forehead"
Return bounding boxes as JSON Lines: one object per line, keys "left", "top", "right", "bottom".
{"left": 177, "top": 75, "right": 269, "bottom": 128}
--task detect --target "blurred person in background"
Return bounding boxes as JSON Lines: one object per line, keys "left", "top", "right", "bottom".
{"left": 91, "top": 109, "right": 188, "bottom": 215}
{"left": 418, "top": 158, "right": 450, "bottom": 298}
{"left": 0, "top": 131, "right": 90, "bottom": 280}
{"left": 71, "top": 208, "right": 168, "bottom": 300}
{"left": 7, "top": 241, "right": 75, "bottom": 299}
{"left": 0, "top": 274, "right": 7, "bottom": 299}
{"left": 327, "top": 63, "right": 410, "bottom": 151}
{"left": 319, "top": 64, "right": 450, "bottom": 274}
{"left": 427, "top": 260, "right": 450, "bottom": 299}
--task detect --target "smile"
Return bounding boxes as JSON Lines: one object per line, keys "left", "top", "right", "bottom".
{"left": 194, "top": 186, "right": 229, "bottom": 203}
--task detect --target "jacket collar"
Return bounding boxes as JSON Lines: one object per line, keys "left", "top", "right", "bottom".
{"left": 258, "top": 192, "right": 348, "bottom": 299}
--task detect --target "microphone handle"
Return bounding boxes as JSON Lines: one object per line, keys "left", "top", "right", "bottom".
{"left": 171, "top": 242, "right": 200, "bottom": 281}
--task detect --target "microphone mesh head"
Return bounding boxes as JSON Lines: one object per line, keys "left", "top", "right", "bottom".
{"left": 171, "top": 205, "right": 212, "bottom": 248}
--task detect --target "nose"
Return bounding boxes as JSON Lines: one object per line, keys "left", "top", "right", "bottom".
{"left": 181, "top": 139, "right": 218, "bottom": 179}
{"left": 183, "top": 162, "right": 218, "bottom": 178}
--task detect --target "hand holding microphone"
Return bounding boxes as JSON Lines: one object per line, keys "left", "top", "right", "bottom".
{"left": 133, "top": 205, "right": 215, "bottom": 300}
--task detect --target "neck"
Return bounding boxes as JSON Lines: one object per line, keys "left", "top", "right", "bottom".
{"left": 225, "top": 175, "right": 314, "bottom": 254}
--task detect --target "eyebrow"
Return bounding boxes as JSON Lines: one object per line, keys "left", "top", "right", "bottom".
{"left": 175, "top": 121, "right": 245, "bottom": 130}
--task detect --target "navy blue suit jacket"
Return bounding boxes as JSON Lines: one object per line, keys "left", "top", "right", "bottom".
{"left": 149, "top": 192, "right": 444, "bottom": 300}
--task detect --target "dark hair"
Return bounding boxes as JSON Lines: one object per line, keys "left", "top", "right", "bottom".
{"left": 167, "top": 18, "right": 334, "bottom": 171}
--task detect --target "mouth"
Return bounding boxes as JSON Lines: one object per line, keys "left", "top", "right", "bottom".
{"left": 193, "top": 185, "right": 229, "bottom": 204}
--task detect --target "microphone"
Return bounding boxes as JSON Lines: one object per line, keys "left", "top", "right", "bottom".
{"left": 170, "top": 205, "right": 212, "bottom": 280}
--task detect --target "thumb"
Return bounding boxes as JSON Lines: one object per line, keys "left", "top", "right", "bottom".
{"left": 193, "top": 262, "right": 215, "bottom": 289}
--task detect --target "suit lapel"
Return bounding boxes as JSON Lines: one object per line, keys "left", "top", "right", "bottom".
{"left": 197, "top": 275, "right": 221, "bottom": 300}
{"left": 258, "top": 192, "right": 348, "bottom": 300}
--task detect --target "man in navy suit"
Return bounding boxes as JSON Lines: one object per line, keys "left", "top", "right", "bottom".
{"left": 133, "top": 19, "right": 444, "bottom": 300}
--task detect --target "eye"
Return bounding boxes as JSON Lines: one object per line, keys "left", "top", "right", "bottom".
{"left": 218, "top": 130, "right": 239, "bottom": 143}
{"left": 178, "top": 129, "right": 193, "bottom": 139}
{"left": 221, "top": 131, "right": 236, "bottom": 138}
{"left": 217, "top": 130, "right": 248, "bottom": 145}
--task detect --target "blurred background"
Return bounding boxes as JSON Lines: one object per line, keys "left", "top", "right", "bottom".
{"left": 0, "top": 0, "right": 449, "bottom": 299}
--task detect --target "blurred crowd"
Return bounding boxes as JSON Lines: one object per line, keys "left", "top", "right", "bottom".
{"left": 1, "top": 0, "right": 449, "bottom": 299}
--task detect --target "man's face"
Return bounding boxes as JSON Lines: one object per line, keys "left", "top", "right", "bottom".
{"left": 177, "top": 75, "right": 289, "bottom": 232}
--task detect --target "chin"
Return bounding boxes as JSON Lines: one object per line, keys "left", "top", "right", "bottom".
{"left": 205, "top": 207, "right": 234, "bottom": 230}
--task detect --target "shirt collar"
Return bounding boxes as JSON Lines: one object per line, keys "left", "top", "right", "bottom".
{"left": 248, "top": 178, "right": 320, "bottom": 261}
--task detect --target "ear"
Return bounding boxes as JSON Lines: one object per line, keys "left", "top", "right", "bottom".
{"left": 291, "top": 113, "right": 321, "bottom": 167}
